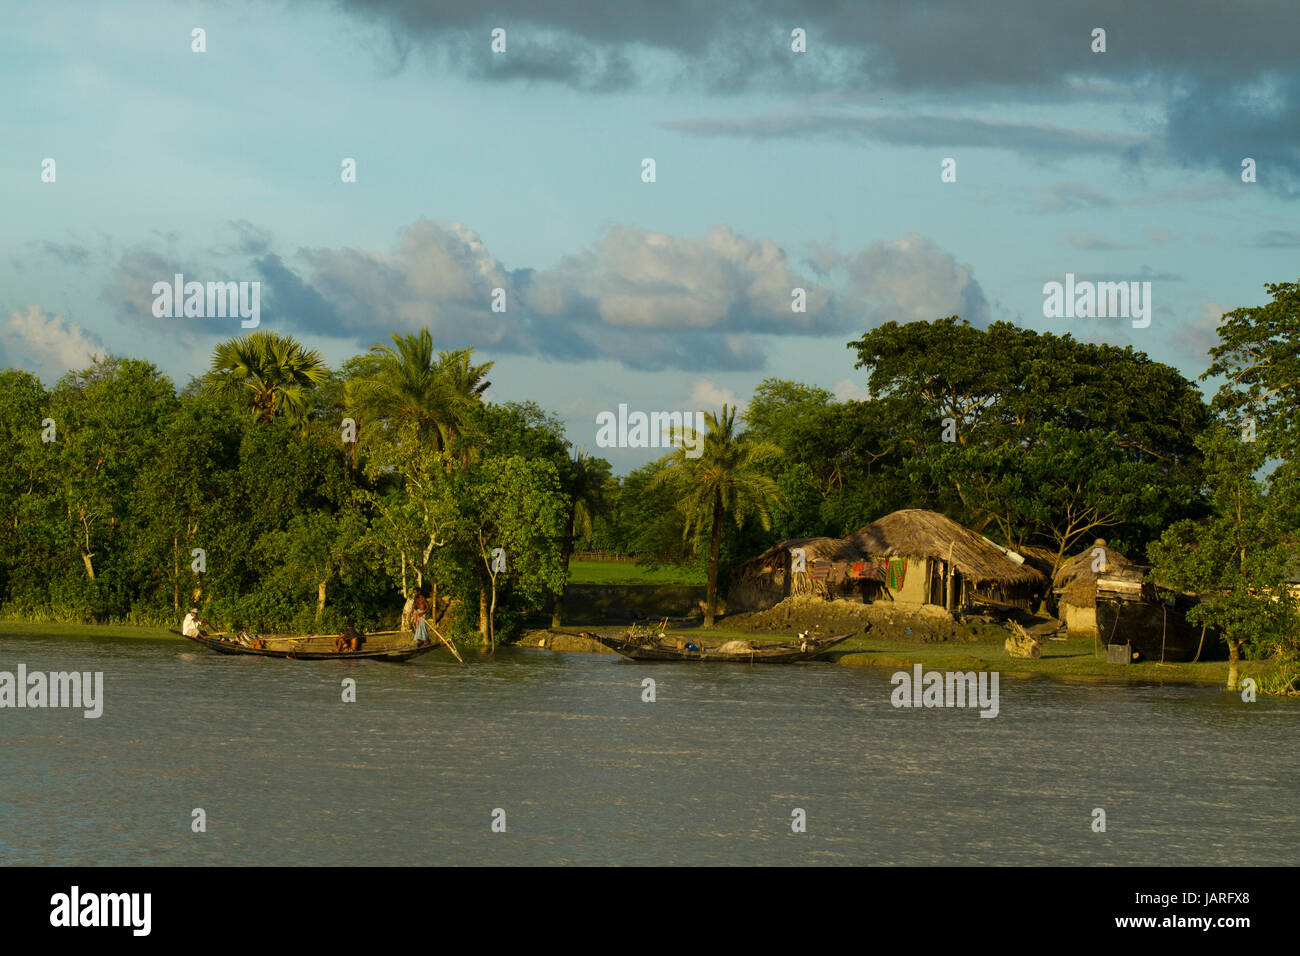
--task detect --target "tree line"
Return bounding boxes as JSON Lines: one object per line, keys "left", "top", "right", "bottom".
{"left": 0, "top": 281, "right": 1296, "bottom": 685}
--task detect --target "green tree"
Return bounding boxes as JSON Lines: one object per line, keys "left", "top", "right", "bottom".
{"left": 345, "top": 328, "right": 492, "bottom": 458}
{"left": 1205, "top": 279, "right": 1300, "bottom": 466}
{"left": 654, "top": 405, "right": 781, "bottom": 626}
{"left": 460, "top": 455, "right": 568, "bottom": 650}
{"left": 207, "top": 331, "right": 328, "bottom": 424}
{"left": 551, "top": 448, "right": 614, "bottom": 627}
{"left": 1149, "top": 426, "right": 1298, "bottom": 691}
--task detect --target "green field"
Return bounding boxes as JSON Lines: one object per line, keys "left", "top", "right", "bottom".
{"left": 566, "top": 559, "right": 705, "bottom": 586}
{"left": 0, "top": 619, "right": 178, "bottom": 640}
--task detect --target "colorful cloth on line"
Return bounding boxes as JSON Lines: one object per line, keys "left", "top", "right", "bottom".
{"left": 887, "top": 557, "right": 908, "bottom": 590}
{"left": 808, "top": 561, "right": 833, "bottom": 581}
{"left": 850, "top": 560, "right": 887, "bottom": 581}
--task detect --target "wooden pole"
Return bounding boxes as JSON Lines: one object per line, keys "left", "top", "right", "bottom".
{"left": 429, "top": 623, "right": 468, "bottom": 668}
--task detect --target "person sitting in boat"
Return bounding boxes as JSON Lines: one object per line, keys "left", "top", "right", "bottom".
{"left": 182, "top": 608, "right": 207, "bottom": 638}
{"left": 333, "top": 624, "right": 365, "bottom": 654}
{"left": 411, "top": 592, "right": 431, "bottom": 646}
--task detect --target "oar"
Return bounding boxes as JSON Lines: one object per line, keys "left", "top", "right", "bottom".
{"left": 428, "top": 623, "right": 468, "bottom": 668}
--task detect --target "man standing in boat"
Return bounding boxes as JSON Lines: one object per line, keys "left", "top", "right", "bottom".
{"left": 411, "top": 591, "right": 432, "bottom": 645}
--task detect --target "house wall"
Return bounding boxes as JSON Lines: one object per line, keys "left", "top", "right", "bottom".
{"left": 1061, "top": 602, "right": 1096, "bottom": 634}
{"left": 889, "top": 558, "right": 932, "bottom": 605}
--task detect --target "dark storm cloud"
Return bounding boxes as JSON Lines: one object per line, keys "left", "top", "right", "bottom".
{"left": 329, "top": 0, "right": 1300, "bottom": 186}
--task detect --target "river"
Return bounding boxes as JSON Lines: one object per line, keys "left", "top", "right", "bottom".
{"left": 1, "top": 635, "right": 1296, "bottom": 865}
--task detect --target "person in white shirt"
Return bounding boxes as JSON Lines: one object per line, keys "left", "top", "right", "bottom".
{"left": 182, "top": 608, "right": 204, "bottom": 637}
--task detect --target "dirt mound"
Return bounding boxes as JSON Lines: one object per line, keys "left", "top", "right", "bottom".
{"left": 723, "top": 596, "right": 998, "bottom": 644}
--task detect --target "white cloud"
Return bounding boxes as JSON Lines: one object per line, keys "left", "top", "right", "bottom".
{"left": 688, "top": 379, "right": 744, "bottom": 412}
{"left": 833, "top": 233, "right": 990, "bottom": 326}
{"left": 832, "top": 378, "right": 870, "bottom": 402}
{"left": 2, "top": 306, "right": 105, "bottom": 382}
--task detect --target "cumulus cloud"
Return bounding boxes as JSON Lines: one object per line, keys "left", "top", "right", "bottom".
{"left": 688, "top": 379, "right": 744, "bottom": 412}
{"left": 104, "top": 246, "right": 187, "bottom": 320}
{"left": 2, "top": 306, "right": 105, "bottom": 382}
{"left": 832, "top": 378, "right": 870, "bottom": 402}
{"left": 94, "top": 219, "right": 988, "bottom": 372}
{"left": 827, "top": 234, "right": 990, "bottom": 327}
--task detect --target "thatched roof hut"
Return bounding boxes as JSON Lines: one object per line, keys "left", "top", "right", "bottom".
{"left": 730, "top": 509, "right": 1044, "bottom": 613}
{"left": 846, "top": 510, "right": 1043, "bottom": 595}
{"left": 728, "top": 536, "right": 880, "bottom": 610}
{"left": 1017, "top": 544, "right": 1062, "bottom": 583}
{"left": 1053, "top": 539, "right": 1136, "bottom": 609}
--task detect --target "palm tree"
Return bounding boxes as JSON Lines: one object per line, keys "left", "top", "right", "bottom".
{"left": 552, "top": 448, "right": 614, "bottom": 627}
{"left": 654, "top": 405, "right": 782, "bottom": 626}
{"left": 207, "top": 331, "right": 328, "bottom": 424}
{"left": 345, "top": 329, "right": 492, "bottom": 455}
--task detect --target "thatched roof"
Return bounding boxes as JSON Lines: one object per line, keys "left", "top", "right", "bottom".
{"left": 1054, "top": 539, "right": 1136, "bottom": 608}
{"left": 1017, "top": 544, "right": 1062, "bottom": 582}
{"left": 845, "top": 510, "right": 1044, "bottom": 587}
{"left": 734, "top": 536, "right": 862, "bottom": 578}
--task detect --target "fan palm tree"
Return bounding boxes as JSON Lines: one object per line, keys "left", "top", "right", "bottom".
{"left": 207, "top": 331, "right": 329, "bottom": 424}
{"left": 552, "top": 447, "right": 614, "bottom": 627}
{"left": 654, "top": 405, "right": 782, "bottom": 626}
{"left": 345, "top": 329, "right": 492, "bottom": 456}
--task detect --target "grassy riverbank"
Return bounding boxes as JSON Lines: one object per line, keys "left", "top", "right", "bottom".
{"left": 528, "top": 624, "right": 1267, "bottom": 687}
{"left": 0, "top": 616, "right": 1270, "bottom": 690}
{"left": 0, "top": 619, "right": 178, "bottom": 640}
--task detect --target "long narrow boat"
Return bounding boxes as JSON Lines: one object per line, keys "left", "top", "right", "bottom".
{"left": 592, "top": 630, "right": 856, "bottom": 663}
{"left": 170, "top": 629, "right": 440, "bottom": 662}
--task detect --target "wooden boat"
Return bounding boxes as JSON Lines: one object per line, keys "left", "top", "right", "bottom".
{"left": 170, "top": 629, "right": 441, "bottom": 662}
{"left": 1094, "top": 569, "right": 1223, "bottom": 662}
{"left": 591, "top": 630, "right": 857, "bottom": 663}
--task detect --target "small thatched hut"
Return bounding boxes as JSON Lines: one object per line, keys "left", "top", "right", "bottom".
{"left": 729, "top": 509, "right": 1044, "bottom": 613}
{"left": 1052, "top": 539, "right": 1136, "bottom": 633}
{"left": 727, "top": 536, "right": 885, "bottom": 611}
{"left": 846, "top": 510, "right": 1044, "bottom": 611}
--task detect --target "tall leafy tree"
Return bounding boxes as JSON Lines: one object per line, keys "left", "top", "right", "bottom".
{"left": 1205, "top": 279, "right": 1300, "bottom": 467}
{"left": 654, "top": 405, "right": 781, "bottom": 626}
{"left": 1149, "top": 426, "right": 1297, "bottom": 691}
{"left": 346, "top": 328, "right": 492, "bottom": 458}
{"left": 551, "top": 448, "right": 614, "bottom": 627}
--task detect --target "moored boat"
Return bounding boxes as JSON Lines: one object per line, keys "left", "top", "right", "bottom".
{"left": 170, "top": 629, "right": 440, "bottom": 662}
{"left": 591, "top": 629, "right": 857, "bottom": 663}
{"left": 1094, "top": 569, "right": 1222, "bottom": 662}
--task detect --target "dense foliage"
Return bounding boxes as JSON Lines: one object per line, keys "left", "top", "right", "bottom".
{"left": 2, "top": 282, "right": 1296, "bottom": 679}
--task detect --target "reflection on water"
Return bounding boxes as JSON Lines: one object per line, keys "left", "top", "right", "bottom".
{"left": 1, "top": 635, "right": 1297, "bottom": 865}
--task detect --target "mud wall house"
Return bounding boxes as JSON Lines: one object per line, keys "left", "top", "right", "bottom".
{"left": 727, "top": 536, "right": 884, "bottom": 612}
{"left": 729, "top": 509, "right": 1043, "bottom": 613}
{"left": 1051, "top": 539, "right": 1135, "bottom": 634}
{"left": 845, "top": 509, "right": 1044, "bottom": 612}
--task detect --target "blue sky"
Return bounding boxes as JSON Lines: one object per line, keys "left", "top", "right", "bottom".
{"left": 2, "top": 0, "right": 1298, "bottom": 471}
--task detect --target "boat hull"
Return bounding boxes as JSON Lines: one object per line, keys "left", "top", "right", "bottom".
{"left": 1094, "top": 594, "right": 1221, "bottom": 662}
{"left": 592, "top": 631, "right": 855, "bottom": 663}
{"left": 171, "top": 630, "right": 440, "bottom": 662}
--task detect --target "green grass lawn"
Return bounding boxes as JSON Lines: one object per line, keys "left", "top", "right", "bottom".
{"left": 547, "top": 622, "right": 1259, "bottom": 687}
{"left": 566, "top": 559, "right": 705, "bottom": 586}
{"left": 0, "top": 619, "right": 179, "bottom": 640}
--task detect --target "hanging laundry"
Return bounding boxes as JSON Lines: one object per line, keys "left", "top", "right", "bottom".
{"left": 888, "top": 557, "right": 908, "bottom": 589}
